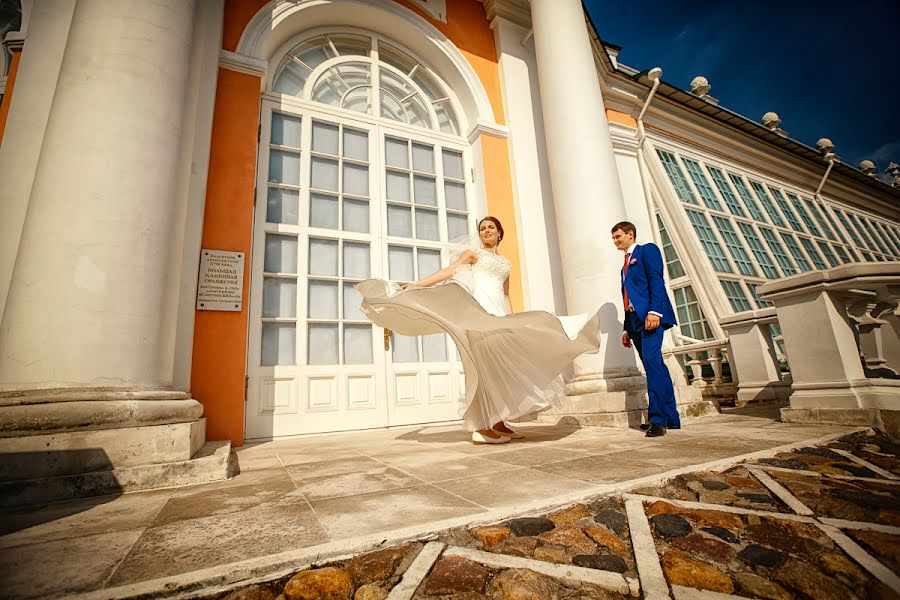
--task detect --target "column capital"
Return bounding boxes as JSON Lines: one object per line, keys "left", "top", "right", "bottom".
{"left": 484, "top": 0, "right": 531, "bottom": 29}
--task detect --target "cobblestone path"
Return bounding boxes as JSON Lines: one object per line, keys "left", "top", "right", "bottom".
{"left": 212, "top": 430, "right": 899, "bottom": 600}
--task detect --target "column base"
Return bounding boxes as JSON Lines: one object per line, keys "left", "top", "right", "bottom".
{"left": 780, "top": 407, "right": 899, "bottom": 436}
{"left": 540, "top": 371, "right": 718, "bottom": 428}
{"left": 0, "top": 387, "right": 229, "bottom": 506}
{"left": 735, "top": 380, "right": 793, "bottom": 407}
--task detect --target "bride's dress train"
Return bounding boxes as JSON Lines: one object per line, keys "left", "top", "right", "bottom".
{"left": 356, "top": 249, "right": 601, "bottom": 432}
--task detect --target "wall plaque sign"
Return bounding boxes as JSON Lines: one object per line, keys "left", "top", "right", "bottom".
{"left": 196, "top": 249, "right": 244, "bottom": 311}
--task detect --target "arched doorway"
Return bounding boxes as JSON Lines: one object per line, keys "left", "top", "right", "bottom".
{"left": 246, "top": 31, "right": 475, "bottom": 438}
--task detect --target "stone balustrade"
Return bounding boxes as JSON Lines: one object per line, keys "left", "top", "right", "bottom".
{"left": 663, "top": 336, "right": 736, "bottom": 404}
{"left": 719, "top": 308, "right": 792, "bottom": 406}
{"left": 756, "top": 263, "right": 900, "bottom": 433}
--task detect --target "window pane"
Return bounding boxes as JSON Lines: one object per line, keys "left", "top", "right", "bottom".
{"left": 311, "top": 157, "right": 339, "bottom": 191}
{"left": 309, "top": 193, "right": 339, "bottom": 229}
{"left": 800, "top": 237, "right": 826, "bottom": 270}
{"left": 770, "top": 188, "right": 803, "bottom": 232}
{"left": 729, "top": 174, "right": 766, "bottom": 222}
{"left": 759, "top": 228, "right": 796, "bottom": 275}
{"left": 273, "top": 61, "right": 306, "bottom": 96}
{"left": 344, "top": 325, "right": 373, "bottom": 364}
{"left": 750, "top": 181, "right": 784, "bottom": 227}
{"left": 271, "top": 113, "right": 301, "bottom": 148}
{"left": 343, "top": 242, "right": 370, "bottom": 279}
{"left": 789, "top": 193, "right": 819, "bottom": 236}
{"left": 413, "top": 175, "right": 437, "bottom": 206}
{"left": 415, "top": 208, "right": 440, "bottom": 241}
{"left": 817, "top": 241, "right": 840, "bottom": 267}
{"left": 343, "top": 128, "right": 368, "bottom": 161}
{"left": 312, "top": 121, "right": 339, "bottom": 155}
{"left": 264, "top": 234, "right": 298, "bottom": 274}
{"left": 267, "top": 187, "right": 299, "bottom": 225}
{"left": 447, "top": 213, "right": 469, "bottom": 241}
{"left": 343, "top": 283, "right": 365, "bottom": 320}
{"left": 268, "top": 150, "right": 301, "bottom": 185}
{"left": 308, "top": 238, "right": 338, "bottom": 276}
{"left": 682, "top": 158, "right": 722, "bottom": 210}
{"left": 388, "top": 245, "right": 415, "bottom": 281}
{"left": 442, "top": 150, "right": 464, "bottom": 180}
{"left": 342, "top": 86, "right": 372, "bottom": 115}
{"left": 386, "top": 171, "right": 410, "bottom": 202}
{"left": 656, "top": 215, "right": 686, "bottom": 279}
{"left": 387, "top": 204, "right": 413, "bottom": 237}
{"left": 685, "top": 210, "right": 731, "bottom": 273}
{"left": 343, "top": 163, "right": 368, "bottom": 196}
{"left": 417, "top": 248, "right": 442, "bottom": 278}
{"left": 307, "top": 324, "right": 338, "bottom": 365}
{"left": 711, "top": 215, "right": 756, "bottom": 277}
{"left": 412, "top": 143, "right": 435, "bottom": 173}
{"left": 737, "top": 222, "right": 779, "bottom": 279}
{"left": 385, "top": 137, "right": 409, "bottom": 168}
{"left": 707, "top": 166, "right": 746, "bottom": 217}
{"left": 263, "top": 278, "right": 297, "bottom": 318}
{"left": 719, "top": 279, "right": 752, "bottom": 312}
{"left": 444, "top": 182, "right": 466, "bottom": 211}
{"left": 391, "top": 334, "right": 419, "bottom": 362}
{"left": 343, "top": 199, "right": 369, "bottom": 233}
{"left": 261, "top": 323, "right": 296, "bottom": 366}
{"left": 656, "top": 150, "right": 698, "bottom": 205}
{"left": 308, "top": 280, "right": 338, "bottom": 319}
{"left": 422, "top": 334, "right": 447, "bottom": 362}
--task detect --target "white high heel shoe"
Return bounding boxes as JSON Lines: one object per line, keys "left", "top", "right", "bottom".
{"left": 472, "top": 431, "right": 511, "bottom": 444}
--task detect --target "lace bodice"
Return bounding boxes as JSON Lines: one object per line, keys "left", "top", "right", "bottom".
{"left": 470, "top": 248, "right": 510, "bottom": 316}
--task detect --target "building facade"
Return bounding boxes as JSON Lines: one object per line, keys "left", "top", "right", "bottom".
{"left": 1, "top": 0, "right": 897, "bottom": 466}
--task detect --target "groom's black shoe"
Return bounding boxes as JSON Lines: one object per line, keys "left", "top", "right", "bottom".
{"left": 641, "top": 423, "right": 680, "bottom": 431}
{"left": 645, "top": 423, "right": 667, "bottom": 437}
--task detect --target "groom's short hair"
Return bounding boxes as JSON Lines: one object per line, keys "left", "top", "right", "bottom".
{"left": 611, "top": 221, "right": 637, "bottom": 237}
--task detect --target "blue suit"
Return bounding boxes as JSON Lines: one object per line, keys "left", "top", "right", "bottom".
{"left": 621, "top": 243, "right": 680, "bottom": 427}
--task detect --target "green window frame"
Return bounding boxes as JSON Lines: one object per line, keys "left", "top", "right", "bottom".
{"left": 759, "top": 227, "right": 796, "bottom": 275}
{"left": 789, "top": 193, "right": 819, "bottom": 236}
{"left": 799, "top": 237, "right": 826, "bottom": 269}
{"left": 685, "top": 209, "right": 732, "bottom": 273}
{"left": 805, "top": 198, "right": 837, "bottom": 241}
{"left": 711, "top": 215, "right": 757, "bottom": 276}
{"left": 833, "top": 244, "right": 852, "bottom": 264}
{"left": 657, "top": 149, "right": 699, "bottom": 205}
{"left": 770, "top": 187, "right": 803, "bottom": 232}
{"left": 750, "top": 181, "right": 785, "bottom": 227}
{"left": 707, "top": 166, "right": 746, "bottom": 217}
{"left": 780, "top": 232, "right": 812, "bottom": 272}
{"left": 737, "top": 222, "right": 780, "bottom": 279}
{"left": 816, "top": 241, "right": 840, "bottom": 267}
{"left": 720, "top": 279, "right": 753, "bottom": 312}
{"left": 656, "top": 215, "right": 686, "bottom": 279}
{"left": 672, "top": 285, "right": 715, "bottom": 340}
{"left": 748, "top": 283, "right": 774, "bottom": 308}
{"left": 682, "top": 158, "right": 723, "bottom": 210}
{"left": 729, "top": 174, "right": 766, "bottom": 222}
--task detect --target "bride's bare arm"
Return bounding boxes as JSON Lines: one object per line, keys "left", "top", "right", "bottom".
{"left": 402, "top": 249, "right": 477, "bottom": 289}
{"left": 503, "top": 277, "right": 513, "bottom": 314}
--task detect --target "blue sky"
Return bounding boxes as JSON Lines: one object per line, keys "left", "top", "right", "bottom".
{"left": 583, "top": 0, "right": 899, "bottom": 172}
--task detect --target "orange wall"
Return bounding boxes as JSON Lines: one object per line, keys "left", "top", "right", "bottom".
{"left": 481, "top": 134, "right": 523, "bottom": 311}
{"left": 191, "top": 67, "right": 261, "bottom": 446}
{"left": 606, "top": 108, "right": 637, "bottom": 128}
{"left": 0, "top": 50, "right": 22, "bottom": 146}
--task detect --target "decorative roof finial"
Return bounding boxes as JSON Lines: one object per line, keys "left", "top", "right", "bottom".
{"left": 761, "top": 112, "right": 781, "bottom": 130}
{"left": 816, "top": 138, "right": 835, "bottom": 154}
{"left": 690, "top": 76, "right": 710, "bottom": 97}
{"left": 859, "top": 160, "right": 876, "bottom": 175}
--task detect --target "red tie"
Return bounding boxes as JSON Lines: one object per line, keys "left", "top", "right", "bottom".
{"left": 622, "top": 253, "right": 631, "bottom": 311}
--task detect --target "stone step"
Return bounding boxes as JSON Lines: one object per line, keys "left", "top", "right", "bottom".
{"left": 0, "top": 440, "right": 232, "bottom": 508}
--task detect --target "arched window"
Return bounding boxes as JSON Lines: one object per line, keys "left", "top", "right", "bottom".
{"left": 272, "top": 33, "right": 460, "bottom": 135}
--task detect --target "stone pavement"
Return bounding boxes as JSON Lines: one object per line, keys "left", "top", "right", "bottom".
{"left": 0, "top": 406, "right": 875, "bottom": 599}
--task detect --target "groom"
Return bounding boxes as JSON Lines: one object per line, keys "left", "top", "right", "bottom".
{"left": 611, "top": 221, "right": 680, "bottom": 437}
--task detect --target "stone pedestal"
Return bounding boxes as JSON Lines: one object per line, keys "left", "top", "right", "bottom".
{"left": 720, "top": 309, "right": 792, "bottom": 406}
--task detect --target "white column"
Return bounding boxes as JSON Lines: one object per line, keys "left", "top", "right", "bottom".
{"left": 530, "top": 0, "right": 637, "bottom": 381}
{"left": 0, "top": 0, "right": 197, "bottom": 393}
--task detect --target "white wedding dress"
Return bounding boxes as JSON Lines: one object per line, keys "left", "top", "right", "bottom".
{"left": 356, "top": 248, "right": 601, "bottom": 431}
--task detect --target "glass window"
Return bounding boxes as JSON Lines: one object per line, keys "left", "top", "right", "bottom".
{"left": 729, "top": 174, "right": 766, "bottom": 222}
{"left": 656, "top": 215, "right": 686, "bottom": 279}
{"left": 780, "top": 232, "right": 812, "bottom": 272}
{"left": 711, "top": 215, "right": 757, "bottom": 277}
{"left": 805, "top": 198, "right": 837, "bottom": 241}
{"left": 770, "top": 187, "right": 803, "bottom": 232}
{"left": 861, "top": 217, "right": 892, "bottom": 255}
{"left": 673, "top": 286, "right": 714, "bottom": 340}
{"left": 833, "top": 244, "right": 852, "bottom": 264}
{"left": 816, "top": 241, "right": 840, "bottom": 267}
{"left": 720, "top": 279, "right": 753, "bottom": 312}
{"left": 682, "top": 158, "right": 722, "bottom": 210}
{"left": 685, "top": 210, "right": 732, "bottom": 273}
{"left": 748, "top": 283, "right": 774, "bottom": 309}
{"left": 845, "top": 212, "right": 879, "bottom": 253}
{"left": 737, "top": 222, "right": 780, "bottom": 279}
{"left": 831, "top": 208, "right": 860, "bottom": 248}
{"left": 799, "top": 237, "right": 826, "bottom": 269}
{"left": 788, "top": 193, "right": 818, "bottom": 236}
{"left": 750, "top": 181, "right": 785, "bottom": 227}
{"left": 657, "top": 150, "right": 698, "bottom": 205}
{"left": 871, "top": 221, "right": 900, "bottom": 256}
{"left": 707, "top": 166, "right": 746, "bottom": 217}
{"left": 759, "top": 227, "right": 796, "bottom": 275}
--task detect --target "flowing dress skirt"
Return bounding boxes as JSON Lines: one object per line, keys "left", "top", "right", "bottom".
{"left": 356, "top": 279, "right": 601, "bottom": 431}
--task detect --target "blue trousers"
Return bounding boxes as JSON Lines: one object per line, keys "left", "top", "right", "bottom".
{"left": 625, "top": 311, "right": 680, "bottom": 427}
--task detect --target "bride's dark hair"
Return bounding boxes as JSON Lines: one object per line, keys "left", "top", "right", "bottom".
{"left": 478, "top": 216, "right": 504, "bottom": 243}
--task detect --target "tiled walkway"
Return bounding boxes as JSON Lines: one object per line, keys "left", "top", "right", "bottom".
{"left": 0, "top": 406, "right": 856, "bottom": 599}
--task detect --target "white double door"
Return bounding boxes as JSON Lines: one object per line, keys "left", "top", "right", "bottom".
{"left": 245, "top": 100, "right": 472, "bottom": 439}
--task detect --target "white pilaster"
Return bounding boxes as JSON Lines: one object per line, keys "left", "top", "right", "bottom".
{"left": 529, "top": 0, "right": 637, "bottom": 380}
{"left": 0, "top": 0, "right": 197, "bottom": 391}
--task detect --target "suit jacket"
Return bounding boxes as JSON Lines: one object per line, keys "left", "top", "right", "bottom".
{"left": 621, "top": 243, "right": 677, "bottom": 330}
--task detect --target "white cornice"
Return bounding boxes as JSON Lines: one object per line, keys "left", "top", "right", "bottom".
{"left": 483, "top": 0, "right": 531, "bottom": 29}
{"left": 219, "top": 50, "right": 267, "bottom": 77}
{"left": 467, "top": 120, "right": 509, "bottom": 143}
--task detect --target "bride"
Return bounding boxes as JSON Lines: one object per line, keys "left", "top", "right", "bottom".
{"left": 355, "top": 217, "right": 601, "bottom": 444}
